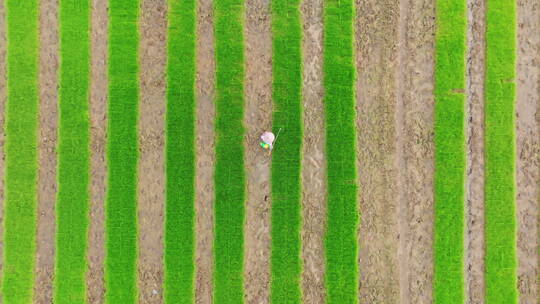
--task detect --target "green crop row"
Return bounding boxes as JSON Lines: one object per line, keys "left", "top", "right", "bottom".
{"left": 164, "top": 0, "right": 196, "bottom": 302}
{"left": 270, "top": 0, "right": 303, "bottom": 302}
{"left": 213, "top": 0, "right": 246, "bottom": 302}
{"left": 55, "top": 0, "right": 91, "bottom": 303}
{"left": 485, "top": 0, "right": 517, "bottom": 302}
{"left": 3, "top": 1, "right": 40, "bottom": 303}
{"left": 323, "top": 0, "right": 358, "bottom": 302}
{"left": 106, "top": 0, "right": 140, "bottom": 302}
{"left": 433, "top": 0, "right": 466, "bottom": 302}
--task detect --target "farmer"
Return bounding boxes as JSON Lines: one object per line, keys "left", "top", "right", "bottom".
{"left": 260, "top": 131, "right": 275, "bottom": 150}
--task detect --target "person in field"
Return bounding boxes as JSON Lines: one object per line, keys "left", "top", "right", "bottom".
{"left": 260, "top": 131, "right": 275, "bottom": 150}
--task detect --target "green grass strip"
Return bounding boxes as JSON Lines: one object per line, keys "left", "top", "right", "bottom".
{"left": 485, "top": 0, "right": 517, "bottom": 302}
{"left": 164, "top": 0, "right": 196, "bottom": 302}
{"left": 213, "top": 0, "right": 246, "bottom": 302}
{"left": 433, "top": 0, "right": 467, "bottom": 302}
{"left": 323, "top": 0, "right": 358, "bottom": 302}
{"left": 54, "top": 0, "right": 91, "bottom": 302}
{"left": 106, "top": 0, "right": 139, "bottom": 302}
{"left": 270, "top": 0, "right": 303, "bottom": 302}
{"left": 2, "top": 0, "right": 39, "bottom": 303}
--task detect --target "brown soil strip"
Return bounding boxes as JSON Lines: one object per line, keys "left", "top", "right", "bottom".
{"left": 195, "top": 0, "right": 216, "bottom": 301}
{"left": 87, "top": 0, "right": 108, "bottom": 302}
{"left": 137, "top": 0, "right": 167, "bottom": 302}
{"left": 396, "top": 0, "right": 436, "bottom": 302}
{"left": 300, "top": 0, "right": 326, "bottom": 303}
{"left": 356, "top": 0, "right": 400, "bottom": 302}
{"left": 516, "top": 0, "right": 540, "bottom": 302}
{"left": 0, "top": 0, "right": 6, "bottom": 287}
{"left": 466, "top": 0, "right": 486, "bottom": 302}
{"left": 34, "top": 0, "right": 59, "bottom": 302}
{"left": 243, "top": 0, "right": 273, "bottom": 302}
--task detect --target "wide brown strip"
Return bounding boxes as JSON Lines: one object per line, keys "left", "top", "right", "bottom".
{"left": 516, "top": 0, "right": 540, "bottom": 301}
{"left": 243, "top": 0, "right": 273, "bottom": 302}
{"left": 396, "top": 0, "right": 436, "bottom": 302}
{"left": 356, "top": 0, "right": 400, "bottom": 302}
{"left": 0, "top": 0, "right": 6, "bottom": 287}
{"left": 87, "top": 0, "right": 108, "bottom": 302}
{"left": 466, "top": 0, "right": 486, "bottom": 302}
{"left": 300, "top": 0, "right": 326, "bottom": 302}
{"left": 195, "top": 0, "right": 216, "bottom": 301}
{"left": 137, "top": 0, "right": 167, "bottom": 301}
{"left": 34, "top": 0, "right": 59, "bottom": 302}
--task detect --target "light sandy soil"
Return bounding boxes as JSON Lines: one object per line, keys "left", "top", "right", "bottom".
{"left": 300, "top": 0, "right": 327, "bottom": 302}
{"left": 194, "top": 0, "right": 216, "bottom": 301}
{"left": 0, "top": 0, "right": 6, "bottom": 289}
{"left": 516, "top": 0, "right": 540, "bottom": 302}
{"left": 243, "top": 0, "right": 273, "bottom": 302}
{"left": 396, "top": 0, "right": 436, "bottom": 302}
{"left": 137, "top": 0, "right": 167, "bottom": 302}
{"left": 466, "top": 0, "right": 486, "bottom": 302}
{"left": 87, "top": 0, "right": 108, "bottom": 302}
{"left": 34, "top": 0, "right": 59, "bottom": 302}
{"left": 356, "top": 0, "right": 400, "bottom": 302}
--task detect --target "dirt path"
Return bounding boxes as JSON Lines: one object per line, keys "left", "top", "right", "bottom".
{"left": 194, "top": 0, "right": 216, "bottom": 301}
{"left": 0, "top": 0, "right": 6, "bottom": 288}
{"left": 137, "top": 0, "right": 167, "bottom": 301}
{"left": 243, "top": 0, "right": 273, "bottom": 302}
{"left": 300, "top": 0, "right": 326, "bottom": 303}
{"left": 34, "top": 0, "right": 59, "bottom": 302}
{"left": 356, "top": 0, "right": 400, "bottom": 302}
{"left": 466, "top": 0, "right": 486, "bottom": 302}
{"left": 516, "top": 1, "right": 540, "bottom": 302}
{"left": 87, "top": 0, "right": 108, "bottom": 302}
{"left": 396, "top": 0, "right": 436, "bottom": 302}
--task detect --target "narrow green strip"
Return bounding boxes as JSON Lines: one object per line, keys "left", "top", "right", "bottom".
{"left": 213, "top": 0, "right": 246, "bottom": 302}
{"left": 485, "top": 0, "right": 517, "bottom": 302}
{"left": 323, "top": 0, "right": 358, "bottom": 302}
{"left": 270, "top": 0, "right": 302, "bottom": 302}
{"left": 55, "top": 0, "right": 91, "bottom": 303}
{"left": 433, "top": 0, "right": 466, "bottom": 302}
{"left": 165, "top": 0, "right": 196, "bottom": 302}
{"left": 106, "top": 0, "right": 139, "bottom": 302}
{"left": 3, "top": 0, "right": 39, "bottom": 303}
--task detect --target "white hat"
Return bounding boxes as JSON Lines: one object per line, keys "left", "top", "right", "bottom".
{"left": 260, "top": 131, "right": 275, "bottom": 144}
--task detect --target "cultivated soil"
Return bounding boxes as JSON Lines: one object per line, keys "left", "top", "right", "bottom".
{"left": 137, "top": 0, "right": 167, "bottom": 302}
{"left": 194, "top": 0, "right": 216, "bottom": 302}
{"left": 87, "top": 0, "right": 108, "bottom": 302}
{"left": 466, "top": 0, "right": 486, "bottom": 302}
{"left": 34, "top": 0, "right": 59, "bottom": 302}
{"left": 243, "top": 0, "right": 273, "bottom": 302}
{"left": 300, "top": 0, "right": 327, "bottom": 302}
{"left": 356, "top": 0, "right": 401, "bottom": 302}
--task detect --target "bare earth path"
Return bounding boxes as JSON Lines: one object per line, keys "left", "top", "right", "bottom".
{"left": 300, "top": 0, "right": 327, "bottom": 302}
{"left": 194, "top": 0, "right": 216, "bottom": 301}
{"left": 34, "top": 0, "right": 59, "bottom": 302}
{"left": 516, "top": 0, "right": 540, "bottom": 302}
{"left": 87, "top": 0, "right": 108, "bottom": 302}
{"left": 0, "top": 0, "right": 6, "bottom": 288}
{"left": 396, "top": 0, "right": 436, "bottom": 302}
{"left": 243, "top": 0, "right": 273, "bottom": 302}
{"left": 356, "top": 0, "right": 400, "bottom": 302}
{"left": 137, "top": 0, "right": 167, "bottom": 301}
{"left": 466, "top": 0, "right": 486, "bottom": 302}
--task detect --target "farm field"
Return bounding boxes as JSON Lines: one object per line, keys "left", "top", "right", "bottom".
{"left": 0, "top": 0, "right": 538, "bottom": 303}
